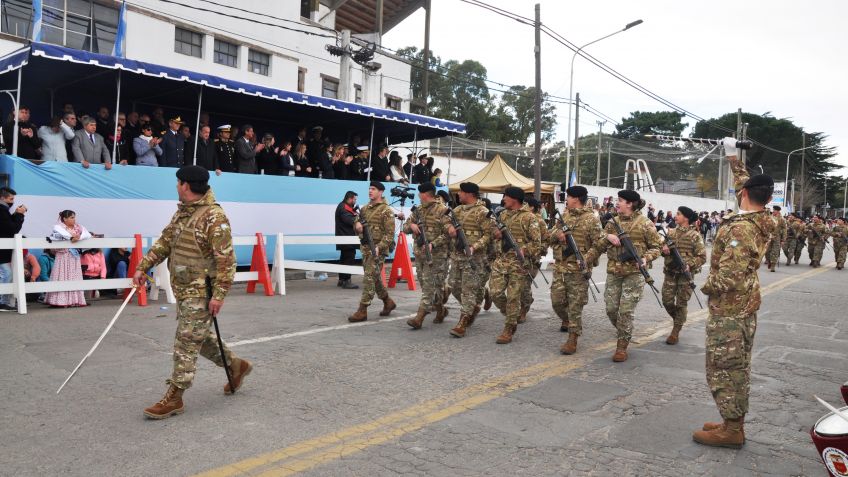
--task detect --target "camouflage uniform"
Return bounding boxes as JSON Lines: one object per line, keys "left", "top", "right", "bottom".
{"left": 806, "top": 222, "right": 829, "bottom": 266}
{"left": 357, "top": 201, "right": 396, "bottom": 306}
{"left": 585, "top": 213, "right": 662, "bottom": 342}
{"left": 490, "top": 207, "right": 542, "bottom": 326}
{"left": 783, "top": 219, "right": 801, "bottom": 265}
{"left": 403, "top": 201, "right": 450, "bottom": 312}
{"left": 519, "top": 209, "right": 550, "bottom": 316}
{"left": 831, "top": 223, "right": 847, "bottom": 268}
{"left": 549, "top": 206, "right": 602, "bottom": 335}
{"left": 136, "top": 190, "right": 238, "bottom": 390}
{"left": 766, "top": 215, "right": 786, "bottom": 270}
{"left": 661, "top": 225, "right": 706, "bottom": 327}
{"left": 448, "top": 200, "right": 492, "bottom": 317}
{"left": 700, "top": 156, "right": 775, "bottom": 421}
{"left": 793, "top": 224, "right": 807, "bottom": 263}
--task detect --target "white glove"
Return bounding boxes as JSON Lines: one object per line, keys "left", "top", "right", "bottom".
{"left": 722, "top": 137, "right": 738, "bottom": 158}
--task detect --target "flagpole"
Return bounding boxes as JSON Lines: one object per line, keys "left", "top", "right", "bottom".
{"left": 111, "top": 70, "right": 121, "bottom": 163}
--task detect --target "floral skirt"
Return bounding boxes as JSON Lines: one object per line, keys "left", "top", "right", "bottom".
{"left": 45, "top": 250, "right": 87, "bottom": 307}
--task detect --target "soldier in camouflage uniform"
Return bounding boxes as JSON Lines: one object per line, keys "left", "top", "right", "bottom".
{"left": 585, "top": 189, "right": 662, "bottom": 362}
{"left": 660, "top": 206, "right": 706, "bottom": 345}
{"left": 404, "top": 183, "right": 451, "bottom": 329}
{"left": 793, "top": 219, "right": 807, "bottom": 264}
{"left": 782, "top": 214, "right": 801, "bottom": 266}
{"left": 765, "top": 206, "right": 786, "bottom": 271}
{"left": 549, "top": 186, "right": 601, "bottom": 355}
{"left": 477, "top": 198, "right": 496, "bottom": 312}
{"left": 832, "top": 217, "right": 847, "bottom": 270}
{"left": 348, "top": 181, "right": 397, "bottom": 322}
{"left": 489, "top": 187, "right": 542, "bottom": 344}
{"left": 517, "top": 198, "right": 550, "bottom": 324}
{"left": 806, "top": 215, "right": 829, "bottom": 267}
{"left": 448, "top": 182, "right": 492, "bottom": 338}
{"left": 693, "top": 137, "right": 776, "bottom": 449}
{"left": 135, "top": 165, "right": 251, "bottom": 420}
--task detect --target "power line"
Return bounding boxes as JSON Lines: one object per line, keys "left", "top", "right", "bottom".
{"left": 194, "top": 0, "right": 338, "bottom": 34}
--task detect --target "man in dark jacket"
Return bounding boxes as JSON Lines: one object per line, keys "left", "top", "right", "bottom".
{"left": 194, "top": 125, "right": 217, "bottom": 171}
{"left": 3, "top": 107, "right": 42, "bottom": 159}
{"left": 412, "top": 155, "right": 432, "bottom": 184}
{"left": 0, "top": 187, "right": 25, "bottom": 311}
{"left": 371, "top": 146, "right": 392, "bottom": 182}
{"left": 335, "top": 191, "right": 359, "bottom": 289}
{"left": 159, "top": 116, "right": 185, "bottom": 167}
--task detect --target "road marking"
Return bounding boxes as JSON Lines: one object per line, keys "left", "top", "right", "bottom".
{"left": 196, "top": 264, "right": 833, "bottom": 477}
{"left": 229, "top": 313, "right": 418, "bottom": 347}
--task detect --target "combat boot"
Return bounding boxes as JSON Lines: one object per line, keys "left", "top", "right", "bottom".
{"left": 517, "top": 309, "right": 527, "bottom": 324}
{"left": 560, "top": 320, "right": 569, "bottom": 332}
{"left": 450, "top": 314, "right": 471, "bottom": 338}
{"left": 407, "top": 307, "right": 428, "bottom": 329}
{"left": 666, "top": 325, "right": 682, "bottom": 345}
{"left": 379, "top": 296, "right": 397, "bottom": 316}
{"left": 143, "top": 385, "right": 184, "bottom": 420}
{"left": 348, "top": 304, "right": 368, "bottom": 322}
{"left": 693, "top": 417, "right": 745, "bottom": 448}
{"left": 560, "top": 333, "right": 578, "bottom": 355}
{"left": 341, "top": 279, "right": 359, "bottom": 289}
{"left": 612, "top": 339, "right": 629, "bottom": 362}
{"left": 483, "top": 288, "right": 493, "bottom": 311}
{"left": 495, "top": 324, "right": 517, "bottom": 344}
{"left": 224, "top": 358, "right": 253, "bottom": 394}
{"left": 467, "top": 305, "right": 482, "bottom": 326}
{"left": 785, "top": 258, "right": 791, "bottom": 266}
{"left": 433, "top": 305, "right": 448, "bottom": 324}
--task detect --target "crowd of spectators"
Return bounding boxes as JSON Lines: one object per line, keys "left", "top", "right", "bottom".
{"left": 2, "top": 105, "right": 443, "bottom": 185}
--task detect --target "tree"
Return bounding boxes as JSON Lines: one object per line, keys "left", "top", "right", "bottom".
{"left": 614, "top": 111, "right": 688, "bottom": 139}
{"left": 493, "top": 86, "right": 557, "bottom": 145}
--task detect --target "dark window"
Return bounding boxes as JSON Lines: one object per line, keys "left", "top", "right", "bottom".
{"left": 214, "top": 39, "right": 239, "bottom": 68}
{"left": 175, "top": 27, "right": 203, "bottom": 58}
{"left": 1, "top": 0, "right": 33, "bottom": 38}
{"left": 354, "top": 85, "right": 362, "bottom": 103}
{"left": 385, "top": 95, "right": 401, "bottom": 111}
{"left": 248, "top": 49, "right": 270, "bottom": 75}
{"left": 3, "top": 0, "right": 117, "bottom": 53}
{"left": 321, "top": 77, "right": 339, "bottom": 99}
{"left": 297, "top": 68, "right": 306, "bottom": 92}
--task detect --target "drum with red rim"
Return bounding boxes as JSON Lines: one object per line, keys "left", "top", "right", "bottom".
{"left": 810, "top": 386, "right": 848, "bottom": 477}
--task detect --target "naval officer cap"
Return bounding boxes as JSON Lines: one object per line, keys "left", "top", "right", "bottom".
{"left": 369, "top": 180, "right": 385, "bottom": 191}
{"left": 618, "top": 189, "right": 640, "bottom": 203}
{"left": 176, "top": 165, "right": 209, "bottom": 183}
{"left": 459, "top": 182, "right": 479, "bottom": 194}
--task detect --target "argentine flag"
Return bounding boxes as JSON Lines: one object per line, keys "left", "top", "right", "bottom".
{"left": 111, "top": 0, "right": 128, "bottom": 57}
{"left": 32, "top": 0, "right": 43, "bottom": 42}
{"left": 568, "top": 169, "right": 577, "bottom": 187}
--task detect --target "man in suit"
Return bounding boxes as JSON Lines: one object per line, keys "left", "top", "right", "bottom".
{"left": 159, "top": 116, "right": 185, "bottom": 168}
{"left": 403, "top": 154, "right": 416, "bottom": 182}
{"left": 72, "top": 116, "right": 112, "bottom": 169}
{"left": 235, "top": 124, "right": 263, "bottom": 174}
{"left": 194, "top": 125, "right": 216, "bottom": 171}
{"left": 370, "top": 146, "right": 392, "bottom": 182}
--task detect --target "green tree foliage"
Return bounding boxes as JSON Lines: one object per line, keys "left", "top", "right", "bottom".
{"left": 614, "top": 111, "right": 688, "bottom": 139}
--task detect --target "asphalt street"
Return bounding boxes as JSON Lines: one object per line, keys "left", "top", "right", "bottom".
{"left": 1, "top": 248, "right": 845, "bottom": 477}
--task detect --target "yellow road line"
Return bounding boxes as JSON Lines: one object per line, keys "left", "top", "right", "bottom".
{"left": 195, "top": 264, "right": 833, "bottom": 477}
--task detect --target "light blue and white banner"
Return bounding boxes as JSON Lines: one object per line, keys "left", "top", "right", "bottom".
{"left": 31, "top": 0, "right": 43, "bottom": 42}
{"left": 111, "top": 0, "right": 127, "bottom": 58}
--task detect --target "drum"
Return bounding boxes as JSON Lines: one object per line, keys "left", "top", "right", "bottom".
{"left": 811, "top": 387, "right": 848, "bottom": 477}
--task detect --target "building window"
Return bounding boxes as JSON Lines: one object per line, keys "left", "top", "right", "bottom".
{"left": 354, "top": 85, "right": 362, "bottom": 103}
{"left": 2, "top": 0, "right": 118, "bottom": 53}
{"left": 214, "top": 39, "right": 239, "bottom": 68}
{"left": 385, "top": 95, "right": 401, "bottom": 111}
{"left": 248, "top": 49, "right": 270, "bottom": 76}
{"left": 297, "top": 68, "right": 306, "bottom": 93}
{"left": 321, "top": 76, "right": 339, "bottom": 99}
{"left": 174, "top": 27, "right": 203, "bottom": 58}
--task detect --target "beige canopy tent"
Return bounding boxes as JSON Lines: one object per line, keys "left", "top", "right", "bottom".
{"left": 449, "top": 154, "right": 555, "bottom": 194}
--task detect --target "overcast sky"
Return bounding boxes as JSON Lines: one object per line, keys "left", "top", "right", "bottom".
{"left": 385, "top": 0, "right": 848, "bottom": 173}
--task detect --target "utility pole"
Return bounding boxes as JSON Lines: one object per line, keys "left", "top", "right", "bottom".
{"left": 573, "top": 92, "right": 580, "bottom": 183}
{"left": 595, "top": 120, "right": 605, "bottom": 186}
{"left": 338, "top": 30, "right": 352, "bottom": 101}
{"left": 533, "top": 3, "right": 542, "bottom": 200}
{"left": 800, "top": 131, "right": 806, "bottom": 214}
{"left": 422, "top": 0, "right": 431, "bottom": 115}
{"left": 606, "top": 143, "right": 611, "bottom": 187}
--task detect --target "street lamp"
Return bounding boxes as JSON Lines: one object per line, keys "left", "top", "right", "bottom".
{"left": 564, "top": 19, "right": 643, "bottom": 185}
{"left": 784, "top": 145, "right": 814, "bottom": 212}
{"left": 843, "top": 179, "right": 847, "bottom": 218}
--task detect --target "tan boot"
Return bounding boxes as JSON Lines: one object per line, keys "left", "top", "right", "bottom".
{"left": 450, "top": 314, "right": 471, "bottom": 338}
{"left": 348, "top": 304, "right": 368, "bottom": 322}
{"left": 560, "top": 333, "right": 578, "bottom": 355}
{"left": 666, "top": 325, "right": 682, "bottom": 345}
{"left": 143, "top": 385, "right": 185, "bottom": 420}
{"left": 379, "top": 296, "right": 396, "bottom": 316}
{"left": 483, "top": 288, "right": 493, "bottom": 311}
{"left": 517, "top": 309, "right": 527, "bottom": 324}
{"left": 442, "top": 286, "right": 451, "bottom": 305}
{"left": 433, "top": 305, "right": 448, "bottom": 324}
{"left": 467, "top": 305, "right": 482, "bottom": 326}
{"left": 406, "top": 307, "right": 428, "bottom": 329}
{"left": 612, "top": 339, "right": 629, "bottom": 362}
{"left": 693, "top": 418, "right": 745, "bottom": 448}
{"left": 495, "top": 324, "right": 517, "bottom": 344}
{"left": 224, "top": 358, "right": 253, "bottom": 395}
{"left": 701, "top": 421, "right": 723, "bottom": 431}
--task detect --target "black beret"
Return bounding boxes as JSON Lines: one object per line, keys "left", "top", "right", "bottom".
{"left": 504, "top": 186, "right": 525, "bottom": 202}
{"left": 618, "top": 189, "right": 640, "bottom": 203}
{"left": 527, "top": 197, "right": 540, "bottom": 208}
{"left": 418, "top": 182, "right": 435, "bottom": 194}
{"left": 176, "top": 165, "right": 209, "bottom": 183}
{"left": 742, "top": 174, "right": 774, "bottom": 189}
{"left": 459, "top": 182, "right": 479, "bottom": 194}
{"left": 678, "top": 206, "right": 698, "bottom": 224}
{"left": 369, "top": 180, "right": 385, "bottom": 191}
{"left": 566, "top": 185, "right": 588, "bottom": 198}
{"left": 772, "top": 205, "right": 781, "bottom": 211}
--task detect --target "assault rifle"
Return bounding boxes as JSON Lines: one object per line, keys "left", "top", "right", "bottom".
{"left": 492, "top": 209, "right": 539, "bottom": 288}
{"left": 354, "top": 206, "right": 378, "bottom": 257}
{"left": 552, "top": 209, "right": 600, "bottom": 302}
{"left": 809, "top": 224, "right": 833, "bottom": 251}
{"left": 658, "top": 228, "right": 703, "bottom": 309}
{"left": 445, "top": 207, "right": 472, "bottom": 257}
{"left": 604, "top": 214, "right": 663, "bottom": 307}
{"left": 410, "top": 205, "right": 433, "bottom": 265}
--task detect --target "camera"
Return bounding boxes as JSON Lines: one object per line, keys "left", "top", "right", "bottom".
{"left": 390, "top": 186, "right": 414, "bottom": 201}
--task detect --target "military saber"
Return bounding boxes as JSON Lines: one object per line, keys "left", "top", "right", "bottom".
{"left": 606, "top": 215, "right": 663, "bottom": 307}
{"left": 644, "top": 134, "right": 753, "bottom": 150}
{"left": 57, "top": 286, "right": 138, "bottom": 394}
{"left": 659, "top": 229, "right": 703, "bottom": 309}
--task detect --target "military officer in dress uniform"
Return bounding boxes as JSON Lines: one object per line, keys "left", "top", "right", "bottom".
{"left": 214, "top": 125, "right": 236, "bottom": 174}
